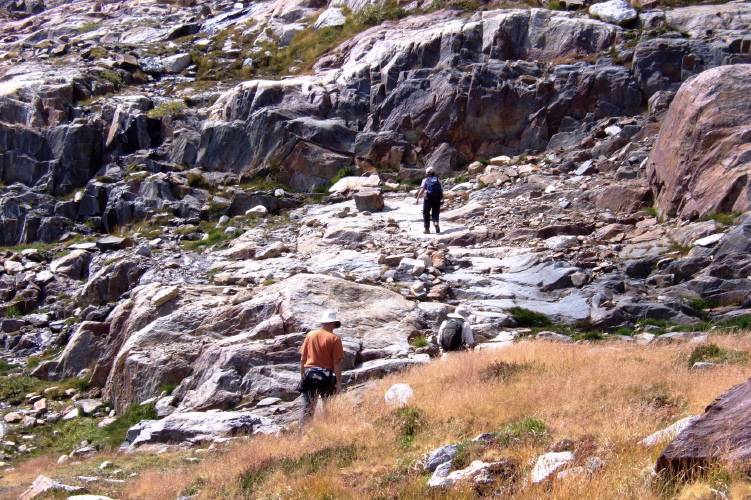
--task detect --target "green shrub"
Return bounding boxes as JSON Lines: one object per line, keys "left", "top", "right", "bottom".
{"left": 96, "top": 175, "right": 117, "bottom": 184}
{"left": 507, "top": 307, "right": 552, "bottom": 328}
{"left": 99, "top": 69, "right": 124, "bottom": 90}
{"left": 574, "top": 330, "right": 605, "bottom": 341}
{"left": 0, "top": 360, "right": 18, "bottom": 376}
{"left": 4, "top": 305, "right": 21, "bottom": 318}
{"left": 688, "top": 344, "right": 748, "bottom": 367}
{"left": 331, "top": 166, "right": 354, "bottom": 185}
{"left": 644, "top": 206, "right": 658, "bottom": 217}
{"left": 688, "top": 298, "right": 712, "bottom": 311}
{"left": 493, "top": 417, "right": 549, "bottom": 447}
{"left": 700, "top": 212, "right": 740, "bottom": 226}
{"left": 355, "top": 2, "right": 407, "bottom": 25}
{"left": 409, "top": 335, "right": 428, "bottom": 348}
{"left": 78, "top": 22, "right": 101, "bottom": 33}
{"left": 148, "top": 100, "right": 188, "bottom": 119}
{"left": 717, "top": 315, "right": 751, "bottom": 330}
{"left": 187, "top": 172, "right": 210, "bottom": 189}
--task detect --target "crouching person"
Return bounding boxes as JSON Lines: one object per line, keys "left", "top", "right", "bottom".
{"left": 438, "top": 306, "right": 475, "bottom": 353}
{"left": 298, "top": 311, "right": 344, "bottom": 426}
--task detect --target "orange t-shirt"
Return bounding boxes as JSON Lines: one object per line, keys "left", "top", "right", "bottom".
{"left": 300, "top": 329, "right": 345, "bottom": 371}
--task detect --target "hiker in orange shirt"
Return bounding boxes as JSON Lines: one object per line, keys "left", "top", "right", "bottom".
{"left": 298, "top": 311, "right": 345, "bottom": 426}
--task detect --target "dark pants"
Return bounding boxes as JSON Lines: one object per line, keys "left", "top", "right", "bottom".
{"left": 423, "top": 197, "right": 441, "bottom": 228}
{"left": 298, "top": 368, "right": 336, "bottom": 426}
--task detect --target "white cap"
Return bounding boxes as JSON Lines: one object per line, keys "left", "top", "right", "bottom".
{"left": 319, "top": 311, "right": 341, "bottom": 327}
{"left": 425, "top": 166, "right": 435, "bottom": 175}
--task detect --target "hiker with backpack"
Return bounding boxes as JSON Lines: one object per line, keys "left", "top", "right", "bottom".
{"left": 414, "top": 166, "right": 443, "bottom": 234}
{"left": 438, "top": 306, "right": 475, "bottom": 352}
{"left": 297, "top": 311, "right": 345, "bottom": 426}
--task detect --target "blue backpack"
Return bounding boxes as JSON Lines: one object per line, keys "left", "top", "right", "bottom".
{"left": 424, "top": 176, "right": 443, "bottom": 200}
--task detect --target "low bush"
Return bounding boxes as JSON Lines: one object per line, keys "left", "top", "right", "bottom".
{"left": 507, "top": 307, "right": 552, "bottom": 328}
{"left": 355, "top": 2, "right": 407, "bottom": 25}
{"left": 4, "top": 305, "right": 21, "bottom": 318}
{"left": 78, "top": 22, "right": 101, "bottom": 33}
{"left": 147, "top": 100, "right": 187, "bottom": 119}
{"left": 99, "top": 69, "right": 124, "bottom": 90}
{"left": 409, "top": 335, "right": 428, "bottom": 348}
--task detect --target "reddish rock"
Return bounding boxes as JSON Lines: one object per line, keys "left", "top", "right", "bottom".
{"left": 656, "top": 377, "right": 751, "bottom": 477}
{"left": 647, "top": 65, "right": 751, "bottom": 219}
{"left": 592, "top": 185, "right": 651, "bottom": 215}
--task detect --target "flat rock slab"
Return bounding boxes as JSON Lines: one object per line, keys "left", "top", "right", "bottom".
{"left": 96, "top": 236, "right": 134, "bottom": 251}
{"left": 122, "top": 411, "right": 283, "bottom": 449}
{"left": 656, "top": 378, "right": 751, "bottom": 476}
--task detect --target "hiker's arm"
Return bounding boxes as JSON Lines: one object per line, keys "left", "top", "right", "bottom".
{"left": 334, "top": 359, "right": 343, "bottom": 393}
{"left": 414, "top": 187, "right": 425, "bottom": 204}
{"left": 300, "top": 358, "right": 306, "bottom": 378}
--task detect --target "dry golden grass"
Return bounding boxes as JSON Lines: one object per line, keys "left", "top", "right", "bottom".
{"left": 7, "top": 334, "right": 751, "bottom": 499}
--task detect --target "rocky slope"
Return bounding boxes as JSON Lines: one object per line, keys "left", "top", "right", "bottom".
{"left": 1, "top": 0, "right": 751, "bottom": 485}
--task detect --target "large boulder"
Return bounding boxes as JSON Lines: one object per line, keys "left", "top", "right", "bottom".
{"left": 99, "top": 274, "right": 418, "bottom": 412}
{"left": 656, "top": 377, "right": 751, "bottom": 476}
{"left": 647, "top": 65, "right": 751, "bottom": 219}
{"left": 50, "top": 249, "right": 92, "bottom": 280}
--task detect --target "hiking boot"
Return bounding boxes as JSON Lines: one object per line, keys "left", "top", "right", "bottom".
{"left": 423, "top": 228, "right": 430, "bottom": 234}
{"left": 434, "top": 223, "right": 440, "bottom": 233}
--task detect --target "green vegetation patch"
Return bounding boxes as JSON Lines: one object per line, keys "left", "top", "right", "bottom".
{"left": 147, "top": 100, "right": 188, "bottom": 119}
{"left": 451, "top": 417, "right": 548, "bottom": 469}
{"left": 507, "top": 307, "right": 552, "bottom": 328}
{"left": 4, "top": 305, "right": 21, "bottom": 318}
{"left": 699, "top": 212, "right": 741, "bottom": 226}
{"left": 78, "top": 22, "right": 101, "bottom": 33}
{"left": 688, "top": 344, "right": 748, "bottom": 367}
{"left": 355, "top": 2, "right": 408, "bottom": 25}
{"left": 99, "top": 69, "right": 124, "bottom": 90}
{"left": 408, "top": 335, "right": 428, "bottom": 348}
{"left": 0, "top": 376, "right": 47, "bottom": 405}
{"left": 32, "top": 403, "right": 156, "bottom": 455}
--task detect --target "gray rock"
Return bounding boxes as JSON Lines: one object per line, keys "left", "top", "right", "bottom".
{"left": 426, "top": 444, "right": 459, "bottom": 471}
{"left": 50, "top": 249, "right": 92, "bottom": 280}
{"left": 398, "top": 258, "right": 426, "bottom": 276}
{"left": 536, "top": 331, "right": 573, "bottom": 343}
{"left": 96, "top": 236, "right": 134, "bottom": 251}
{"left": 121, "top": 411, "right": 284, "bottom": 449}
{"left": 532, "top": 451, "right": 575, "bottom": 482}
{"left": 162, "top": 53, "right": 192, "bottom": 73}
{"left": 314, "top": 7, "right": 346, "bottom": 29}
{"left": 714, "top": 219, "right": 751, "bottom": 260}
{"left": 589, "top": 0, "right": 637, "bottom": 26}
